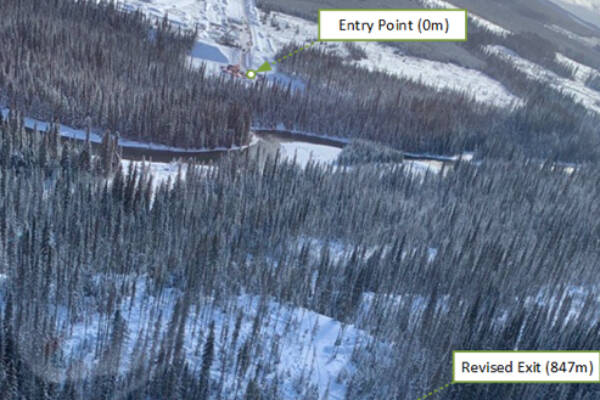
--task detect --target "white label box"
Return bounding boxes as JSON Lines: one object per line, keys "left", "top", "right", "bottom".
{"left": 318, "top": 9, "right": 468, "bottom": 41}
{"left": 453, "top": 351, "right": 600, "bottom": 383}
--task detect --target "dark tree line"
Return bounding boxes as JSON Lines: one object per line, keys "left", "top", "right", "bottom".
{"left": 337, "top": 139, "right": 405, "bottom": 166}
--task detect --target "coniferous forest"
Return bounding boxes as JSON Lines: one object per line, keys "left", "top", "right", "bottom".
{"left": 2, "top": 109, "right": 600, "bottom": 399}
{"left": 1, "top": 0, "right": 600, "bottom": 399}
{"left": 2, "top": 0, "right": 599, "bottom": 160}
{"left": 0, "top": 0, "right": 251, "bottom": 149}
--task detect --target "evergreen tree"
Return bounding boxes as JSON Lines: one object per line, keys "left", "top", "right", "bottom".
{"left": 198, "top": 321, "right": 215, "bottom": 400}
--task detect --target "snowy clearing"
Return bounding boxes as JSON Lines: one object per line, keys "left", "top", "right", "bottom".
{"left": 403, "top": 160, "right": 446, "bottom": 176}
{"left": 119, "top": 0, "right": 258, "bottom": 69}
{"left": 120, "top": 160, "right": 190, "bottom": 190}
{"left": 354, "top": 42, "right": 520, "bottom": 108}
{"left": 42, "top": 276, "right": 366, "bottom": 399}
{"left": 279, "top": 142, "right": 342, "bottom": 168}
{"left": 190, "top": 41, "right": 229, "bottom": 63}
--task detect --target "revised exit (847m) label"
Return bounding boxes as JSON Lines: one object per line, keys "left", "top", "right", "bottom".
{"left": 453, "top": 351, "right": 600, "bottom": 383}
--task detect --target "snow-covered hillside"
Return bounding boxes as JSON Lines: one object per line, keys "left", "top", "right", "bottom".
{"left": 485, "top": 45, "right": 600, "bottom": 114}
{"left": 257, "top": 10, "right": 520, "bottom": 108}
{"left": 12, "top": 274, "right": 370, "bottom": 399}
{"left": 117, "top": 0, "right": 600, "bottom": 115}
{"left": 118, "top": 0, "right": 520, "bottom": 109}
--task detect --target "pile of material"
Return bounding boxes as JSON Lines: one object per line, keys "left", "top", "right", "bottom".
{"left": 220, "top": 64, "right": 244, "bottom": 78}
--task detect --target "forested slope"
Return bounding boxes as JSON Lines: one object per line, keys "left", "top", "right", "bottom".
{"left": 1, "top": 1, "right": 600, "bottom": 399}
{"left": 0, "top": 0, "right": 251, "bottom": 149}
{"left": 2, "top": 0, "right": 599, "bottom": 161}
{"left": 273, "top": 43, "right": 600, "bottom": 161}
{"left": 2, "top": 111, "right": 600, "bottom": 398}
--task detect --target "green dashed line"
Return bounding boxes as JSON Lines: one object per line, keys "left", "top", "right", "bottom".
{"left": 248, "top": 41, "right": 319, "bottom": 79}
{"left": 269, "top": 40, "right": 318, "bottom": 67}
{"left": 416, "top": 383, "right": 453, "bottom": 400}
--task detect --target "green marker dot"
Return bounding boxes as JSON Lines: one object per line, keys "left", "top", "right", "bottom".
{"left": 246, "top": 70, "right": 257, "bottom": 80}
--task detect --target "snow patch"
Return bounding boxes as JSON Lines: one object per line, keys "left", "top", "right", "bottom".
{"left": 404, "top": 160, "right": 446, "bottom": 176}
{"left": 120, "top": 160, "right": 186, "bottom": 190}
{"left": 279, "top": 142, "right": 342, "bottom": 168}
{"left": 190, "top": 41, "right": 229, "bottom": 63}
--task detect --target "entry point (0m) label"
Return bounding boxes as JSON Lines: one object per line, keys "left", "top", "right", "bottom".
{"left": 453, "top": 351, "right": 600, "bottom": 383}
{"left": 318, "top": 9, "right": 468, "bottom": 42}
